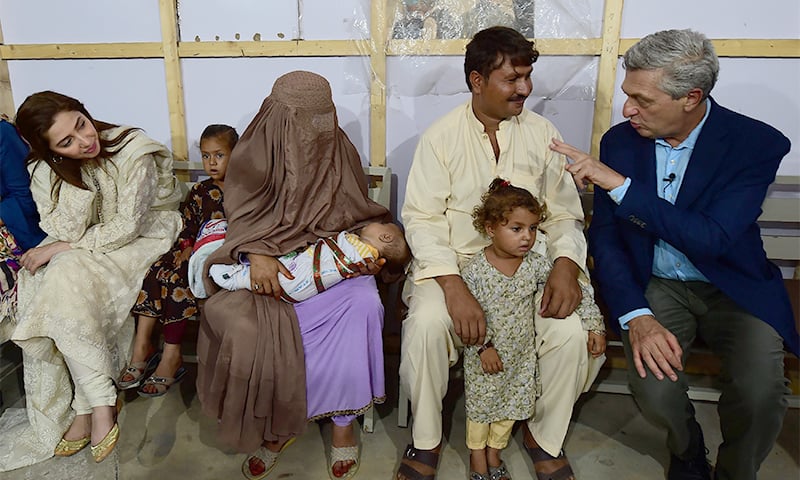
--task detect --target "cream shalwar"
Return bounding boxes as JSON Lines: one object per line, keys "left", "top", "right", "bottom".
{"left": 0, "top": 128, "right": 182, "bottom": 471}
{"left": 401, "top": 101, "right": 591, "bottom": 455}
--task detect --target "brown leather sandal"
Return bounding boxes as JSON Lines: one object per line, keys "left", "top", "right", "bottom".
{"left": 524, "top": 446, "right": 574, "bottom": 480}
{"left": 396, "top": 444, "right": 440, "bottom": 480}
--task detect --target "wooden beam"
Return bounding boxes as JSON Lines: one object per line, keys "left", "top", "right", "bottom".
{"left": 387, "top": 38, "right": 603, "bottom": 56}
{"left": 158, "top": 0, "right": 187, "bottom": 161}
{"left": 0, "top": 42, "right": 163, "bottom": 59}
{"left": 620, "top": 38, "right": 800, "bottom": 58}
{"left": 0, "top": 17, "right": 14, "bottom": 116}
{"left": 369, "top": 0, "right": 387, "bottom": 167}
{"left": 178, "top": 39, "right": 369, "bottom": 58}
{"left": 1, "top": 38, "right": 794, "bottom": 61}
{"left": 712, "top": 39, "right": 800, "bottom": 57}
{"left": 590, "top": 0, "right": 625, "bottom": 158}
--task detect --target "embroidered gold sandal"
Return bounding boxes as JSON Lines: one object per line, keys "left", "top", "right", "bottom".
{"left": 54, "top": 434, "right": 91, "bottom": 457}
{"left": 90, "top": 423, "right": 119, "bottom": 463}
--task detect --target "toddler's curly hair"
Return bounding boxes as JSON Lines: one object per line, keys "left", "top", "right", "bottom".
{"left": 472, "top": 178, "right": 547, "bottom": 236}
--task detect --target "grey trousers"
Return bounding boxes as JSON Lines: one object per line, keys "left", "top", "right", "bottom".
{"left": 621, "top": 277, "right": 789, "bottom": 480}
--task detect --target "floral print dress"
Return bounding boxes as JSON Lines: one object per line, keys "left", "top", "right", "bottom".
{"left": 462, "top": 249, "right": 549, "bottom": 423}
{"left": 133, "top": 179, "right": 224, "bottom": 324}
{"left": 462, "top": 248, "right": 606, "bottom": 424}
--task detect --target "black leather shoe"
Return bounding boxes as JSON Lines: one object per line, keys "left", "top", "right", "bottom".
{"left": 668, "top": 423, "right": 711, "bottom": 480}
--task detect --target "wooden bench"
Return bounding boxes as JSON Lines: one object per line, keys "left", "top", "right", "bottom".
{"left": 173, "top": 161, "right": 394, "bottom": 432}
{"left": 592, "top": 175, "right": 800, "bottom": 407}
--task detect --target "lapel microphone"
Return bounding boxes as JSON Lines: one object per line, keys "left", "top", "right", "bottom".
{"left": 662, "top": 173, "right": 676, "bottom": 194}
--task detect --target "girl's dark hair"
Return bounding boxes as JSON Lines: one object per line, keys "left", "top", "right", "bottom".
{"left": 200, "top": 124, "right": 239, "bottom": 150}
{"left": 472, "top": 178, "right": 546, "bottom": 236}
{"left": 15, "top": 91, "right": 138, "bottom": 197}
{"left": 464, "top": 26, "right": 539, "bottom": 91}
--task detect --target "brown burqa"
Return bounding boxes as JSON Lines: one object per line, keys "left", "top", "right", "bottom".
{"left": 197, "top": 71, "right": 389, "bottom": 452}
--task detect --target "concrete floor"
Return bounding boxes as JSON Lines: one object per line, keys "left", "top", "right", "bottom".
{"left": 0, "top": 359, "right": 797, "bottom": 480}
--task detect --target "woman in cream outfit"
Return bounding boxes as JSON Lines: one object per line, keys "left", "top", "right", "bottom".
{"left": 0, "top": 91, "right": 182, "bottom": 470}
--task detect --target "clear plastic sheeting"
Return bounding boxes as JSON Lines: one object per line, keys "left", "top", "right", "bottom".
{"left": 382, "top": 0, "right": 600, "bottom": 103}
{"left": 531, "top": 56, "right": 597, "bottom": 102}
{"left": 533, "top": 0, "right": 600, "bottom": 38}
{"left": 389, "top": 0, "right": 530, "bottom": 39}
{"left": 387, "top": 0, "right": 599, "bottom": 41}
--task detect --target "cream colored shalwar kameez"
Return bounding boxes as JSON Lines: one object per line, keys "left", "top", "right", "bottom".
{"left": 0, "top": 128, "right": 182, "bottom": 471}
{"left": 401, "top": 101, "right": 595, "bottom": 455}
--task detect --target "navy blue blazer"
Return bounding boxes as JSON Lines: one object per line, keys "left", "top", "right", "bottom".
{"left": 0, "top": 120, "right": 45, "bottom": 250}
{"left": 589, "top": 97, "right": 799, "bottom": 355}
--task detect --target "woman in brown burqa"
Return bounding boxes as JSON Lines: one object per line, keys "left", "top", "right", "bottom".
{"left": 198, "top": 71, "right": 390, "bottom": 479}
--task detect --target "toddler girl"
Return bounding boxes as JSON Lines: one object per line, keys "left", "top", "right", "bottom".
{"left": 462, "top": 178, "right": 606, "bottom": 480}
{"left": 119, "top": 124, "right": 237, "bottom": 397}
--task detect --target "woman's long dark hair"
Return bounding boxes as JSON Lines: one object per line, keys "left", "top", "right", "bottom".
{"left": 15, "top": 91, "right": 139, "bottom": 198}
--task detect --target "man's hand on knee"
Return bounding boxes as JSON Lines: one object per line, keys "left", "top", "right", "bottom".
{"left": 435, "top": 275, "right": 486, "bottom": 345}
{"left": 628, "top": 315, "right": 683, "bottom": 382}
{"left": 540, "top": 257, "right": 581, "bottom": 318}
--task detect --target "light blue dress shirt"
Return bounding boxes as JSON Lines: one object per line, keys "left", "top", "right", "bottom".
{"left": 607, "top": 99, "right": 712, "bottom": 328}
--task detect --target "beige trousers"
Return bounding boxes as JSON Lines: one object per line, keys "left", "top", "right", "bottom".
{"left": 400, "top": 276, "right": 596, "bottom": 456}
{"left": 466, "top": 419, "right": 516, "bottom": 450}
{"left": 64, "top": 355, "right": 117, "bottom": 415}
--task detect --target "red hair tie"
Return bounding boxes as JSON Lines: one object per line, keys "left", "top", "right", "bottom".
{"left": 500, "top": 179, "right": 511, "bottom": 188}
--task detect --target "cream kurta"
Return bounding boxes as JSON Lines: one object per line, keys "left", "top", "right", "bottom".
{"left": 401, "top": 100, "right": 586, "bottom": 279}
{"left": 0, "top": 128, "right": 182, "bottom": 471}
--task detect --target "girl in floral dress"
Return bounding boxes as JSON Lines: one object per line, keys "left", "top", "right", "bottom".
{"left": 462, "top": 178, "right": 606, "bottom": 480}
{"left": 119, "top": 124, "right": 237, "bottom": 397}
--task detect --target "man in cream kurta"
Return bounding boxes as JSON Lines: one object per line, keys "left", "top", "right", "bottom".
{"left": 398, "top": 26, "right": 592, "bottom": 479}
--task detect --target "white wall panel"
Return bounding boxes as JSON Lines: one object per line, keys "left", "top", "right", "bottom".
{"left": 621, "top": 0, "right": 800, "bottom": 39}
{"left": 181, "top": 57, "right": 372, "bottom": 163}
{"left": 300, "top": 0, "right": 370, "bottom": 40}
{"left": 178, "top": 0, "right": 369, "bottom": 42}
{"left": 178, "top": 0, "right": 300, "bottom": 42}
{"left": 1, "top": 0, "right": 161, "bottom": 43}
{"left": 8, "top": 59, "right": 172, "bottom": 148}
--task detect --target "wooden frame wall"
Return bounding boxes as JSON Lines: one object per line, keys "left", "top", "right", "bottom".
{"left": 1, "top": 0, "right": 799, "bottom": 163}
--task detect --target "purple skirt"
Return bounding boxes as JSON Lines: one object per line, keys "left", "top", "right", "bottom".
{"left": 294, "top": 275, "right": 386, "bottom": 421}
